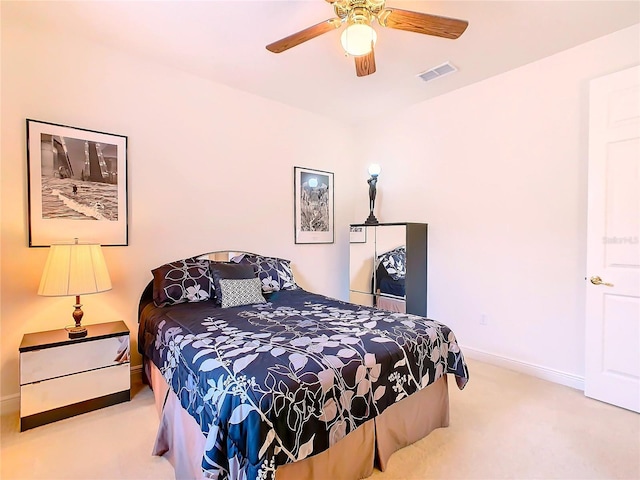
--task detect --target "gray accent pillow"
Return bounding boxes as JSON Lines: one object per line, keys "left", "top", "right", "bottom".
{"left": 219, "top": 278, "right": 266, "bottom": 308}
{"left": 209, "top": 262, "right": 256, "bottom": 305}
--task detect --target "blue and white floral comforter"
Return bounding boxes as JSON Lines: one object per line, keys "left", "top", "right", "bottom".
{"left": 139, "top": 289, "right": 469, "bottom": 480}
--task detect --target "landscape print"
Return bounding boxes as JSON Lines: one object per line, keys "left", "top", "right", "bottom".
{"left": 40, "top": 134, "right": 119, "bottom": 221}
{"left": 299, "top": 171, "right": 330, "bottom": 232}
{"left": 27, "top": 120, "right": 128, "bottom": 246}
{"left": 294, "top": 166, "right": 334, "bottom": 244}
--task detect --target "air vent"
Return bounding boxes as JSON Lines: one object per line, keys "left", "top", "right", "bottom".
{"left": 417, "top": 61, "right": 457, "bottom": 83}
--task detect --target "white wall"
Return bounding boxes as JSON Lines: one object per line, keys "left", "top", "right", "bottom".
{"left": 1, "top": 18, "right": 356, "bottom": 399}
{"left": 356, "top": 25, "right": 639, "bottom": 383}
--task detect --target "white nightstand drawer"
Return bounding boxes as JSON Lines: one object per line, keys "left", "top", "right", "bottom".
{"left": 20, "top": 363, "right": 130, "bottom": 417}
{"left": 20, "top": 335, "right": 129, "bottom": 385}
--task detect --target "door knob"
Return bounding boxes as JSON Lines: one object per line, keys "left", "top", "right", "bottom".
{"left": 590, "top": 276, "right": 614, "bottom": 287}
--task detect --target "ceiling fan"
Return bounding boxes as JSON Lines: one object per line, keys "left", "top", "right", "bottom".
{"left": 266, "top": 0, "right": 469, "bottom": 77}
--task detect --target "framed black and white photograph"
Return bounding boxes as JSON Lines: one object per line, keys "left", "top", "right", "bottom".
{"left": 27, "top": 119, "right": 128, "bottom": 247}
{"left": 350, "top": 225, "right": 367, "bottom": 243}
{"left": 294, "top": 166, "right": 334, "bottom": 244}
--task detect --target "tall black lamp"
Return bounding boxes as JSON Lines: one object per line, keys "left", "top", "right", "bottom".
{"left": 364, "top": 164, "right": 381, "bottom": 225}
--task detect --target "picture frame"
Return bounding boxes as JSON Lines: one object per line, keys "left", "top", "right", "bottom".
{"left": 294, "top": 166, "right": 334, "bottom": 244}
{"left": 350, "top": 225, "right": 367, "bottom": 243}
{"left": 26, "top": 119, "right": 128, "bottom": 247}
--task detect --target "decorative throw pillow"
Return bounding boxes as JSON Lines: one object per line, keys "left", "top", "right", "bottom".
{"left": 152, "top": 258, "right": 213, "bottom": 307}
{"left": 218, "top": 278, "right": 267, "bottom": 308}
{"left": 231, "top": 253, "right": 298, "bottom": 293}
{"left": 209, "top": 262, "right": 256, "bottom": 305}
{"left": 378, "top": 246, "right": 406, "bottom": 281}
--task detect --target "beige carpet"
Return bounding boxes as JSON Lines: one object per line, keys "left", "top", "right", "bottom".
{"left": 1, "top": 359, "right": 638, "bottom": 479}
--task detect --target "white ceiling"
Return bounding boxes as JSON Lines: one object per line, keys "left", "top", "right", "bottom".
{"left": 7, "top": 1, "right": 640, "bottom": 124}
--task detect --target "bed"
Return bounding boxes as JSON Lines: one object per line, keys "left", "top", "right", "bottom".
{"left": 374, "top": 246, "right": 407, "bottom": 313}
{"left": 138, "top": 251, "right": 469, "bottom": 480}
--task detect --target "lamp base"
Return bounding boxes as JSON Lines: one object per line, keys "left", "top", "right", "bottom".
{"left": 364, "top": 213, "right": 379, "bottom": 225}
{"left": 68, "top": 299, "right": 87, "bottom": 338}
{"left": 67, "top": 326, "right": 88, "bottom": 339}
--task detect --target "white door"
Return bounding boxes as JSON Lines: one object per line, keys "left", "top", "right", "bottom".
{"left": 585, "top": 65, "right": 640, "bottom": 413}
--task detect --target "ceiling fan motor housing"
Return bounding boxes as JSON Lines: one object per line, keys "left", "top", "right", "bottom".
{"left": 334, "top": 0, "right": 386, "bottom": 22}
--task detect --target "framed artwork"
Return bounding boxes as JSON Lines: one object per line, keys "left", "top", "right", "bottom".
{"left": 294, "top": 166, "right": 334, "bottom": 244}
{"left": 350, "top": 225, "right": 367, "bottom": 243}
{"left": 26, "top": 119, "right": 128, "bottom": 247}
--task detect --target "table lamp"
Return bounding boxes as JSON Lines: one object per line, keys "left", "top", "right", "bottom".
{"left": 365, "top": 164, "right": 381, "bottom": 225}
{"left": 38, "top": 239, "right": 112, "bottom": 338}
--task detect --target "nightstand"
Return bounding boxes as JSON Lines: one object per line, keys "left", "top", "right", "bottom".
{"left": 19, "top": 320, "right": 131, "bottom": 431}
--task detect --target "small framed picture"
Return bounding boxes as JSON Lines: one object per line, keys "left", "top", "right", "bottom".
{"left": 26, "top": 119, "right": 128, "bottom": 247}
{"left": 350, "top": 225, "right": 367, "bottom": 243}
{"left": 294, "top": 166, "right": 334, "bottom": 244}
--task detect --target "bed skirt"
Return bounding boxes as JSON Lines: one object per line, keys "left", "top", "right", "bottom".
{"left": 146, "top": 359, "right": 449, "bottom": 480}
{"left": 375, "top": 294, "right": 406, "bottom": 314}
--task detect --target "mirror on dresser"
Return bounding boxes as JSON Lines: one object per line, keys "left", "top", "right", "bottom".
{"left": 349, "top": 223, "right": 428, "bottom": 316}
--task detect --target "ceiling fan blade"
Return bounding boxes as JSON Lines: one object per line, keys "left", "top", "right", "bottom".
{"left": 266, "top": 18, "right": 342, "bottom": 53}
{"left": 355, "top": 47, "right": 376, "bottom": 77}
{"left": 378, "top": 8, "right": 468, "bottom": 39}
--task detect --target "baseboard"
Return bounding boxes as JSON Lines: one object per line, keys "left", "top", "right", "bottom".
{"left": 461, "top": 346, "right": 585, "bottom": 391}
{"left": 1, "top": 364, "right": 145, "bottom": 416}
{"left": 0, "top": 393, "right": 20, "bottom": 415}
{"left": 130, "top": 364, "right": 143, "bottom": 385}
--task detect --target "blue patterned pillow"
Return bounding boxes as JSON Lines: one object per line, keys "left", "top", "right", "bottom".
{"left": 219, "top": 278, "right": 266, "bottom": 308}
{"left": 378, "top": 246, "right": 406, "bottom": 281}
{"left": 231, "top": 253, "right": 297, "bottom": 293}
{"left": 151, "top": 258, "right": 213, "bottom": 307}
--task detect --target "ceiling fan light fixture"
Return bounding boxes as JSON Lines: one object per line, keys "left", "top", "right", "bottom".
{"left": 340, "top": 23, "right": 377, "bottom": 57}
{"left": 265, "top": 1, "right": 468, "bottom": 77}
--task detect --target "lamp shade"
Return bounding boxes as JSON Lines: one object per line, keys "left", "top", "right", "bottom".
{"left": 38, "top": 242, "right": 112, "bottom": 297}
{"left": 368, "top": 164, "right": 381, "bottom": 176}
